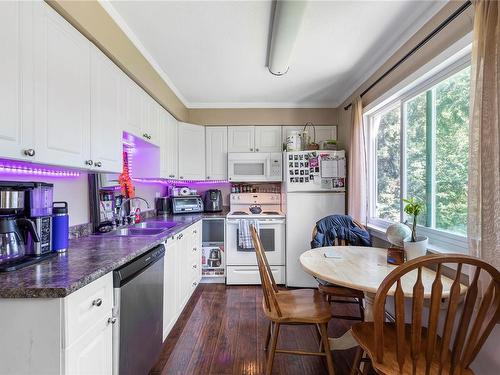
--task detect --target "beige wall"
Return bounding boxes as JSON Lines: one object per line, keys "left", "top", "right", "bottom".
{"left": 188, "top": 108, "right": 338, "bottom": 126}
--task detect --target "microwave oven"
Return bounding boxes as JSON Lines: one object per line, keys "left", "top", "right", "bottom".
{"left": 228, "top": 152, "right": 282, "bottom": 182}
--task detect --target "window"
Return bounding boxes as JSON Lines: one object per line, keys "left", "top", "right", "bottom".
{"left": 367, "top": 62, "right": 471, "bottom": 252}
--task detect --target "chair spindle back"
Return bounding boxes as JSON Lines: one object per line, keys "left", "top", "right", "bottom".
{"left": 372, "top": 254, "right": 500, "bottom": 374}
{"left": 250, "top": 225, "right": 282, "bottom": 317}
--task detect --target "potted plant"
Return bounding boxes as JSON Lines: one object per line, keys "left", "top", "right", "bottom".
{"left": 402, "top": 197, "right": 428, "bottom": 260}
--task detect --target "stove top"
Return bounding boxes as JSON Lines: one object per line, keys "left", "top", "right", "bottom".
{"left": 228, "top": 193, "right": 285, "bottom": 219}
{"left": 227, "top": 210, "right": 285, "bottom": 218}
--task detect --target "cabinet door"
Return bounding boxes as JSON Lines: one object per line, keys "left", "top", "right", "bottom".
{"left": 255, "top": 126, "right": 282, "bottom": 152}
{"left": 178, "top": 122, "right": 205, "bottom": 180}
{"left": 165, "top": 113, "right": 178, "bottom": 179}
{"left": 0, "top": 2, "right": 34, "bottom": 161}
{"left": 33, "top": 2, "right": 91, "bottom": 168}
{"left": 313, "top": 125, "right": 337, "bottom": 145}
{"left": 124, "top": 76, "right": 142, "bottom": 138}
{"left": 65, "top": 317, "right": 113, "bottom": 375}
{"left": 205, "top": 126, "right": 227, "bottom": 180}
{"left": 227, "top": 126, "right": 255, "bottom": 152}
{"left": 90, "top": 46, "right": 123, "bottom": 173}
{"left": 142, "top": 96, "right": 160, "bottom": 146}
{"left": 163, "top": 237, "right": 178, "bottom": 340}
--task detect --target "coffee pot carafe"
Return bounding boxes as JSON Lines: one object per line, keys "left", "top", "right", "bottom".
{"left": 0, "top": 217, "right": 40, "bottom": 265}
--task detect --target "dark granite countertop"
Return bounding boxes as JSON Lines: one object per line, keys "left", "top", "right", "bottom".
{"left": 0, "top": 210, "right": 228, "bottom": 298}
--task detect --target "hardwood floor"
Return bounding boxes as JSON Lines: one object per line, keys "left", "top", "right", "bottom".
{"left": 152, "top": 284, "right": 370, "bottom": 375}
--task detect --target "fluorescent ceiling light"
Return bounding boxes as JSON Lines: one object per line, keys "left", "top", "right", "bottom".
{"left": 268, "top": 0, "right": 308, "bottom": 76}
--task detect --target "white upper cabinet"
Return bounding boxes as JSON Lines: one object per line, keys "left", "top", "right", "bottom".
{"left": 282, "top": 125, "right": 337, "bottom": 146}
{"left": 178, "top": 122, "right": 205, "bottom": 180}
{"left": 159, "top": 109, "right": 178, "bottom": 179}
{"left": 228, "top": 126, "right": 281, "bottom": 153}
{"left": 142, "top": 96, "right": 160, "bottom": 146}
{"left": 90, "top": 46, "right": 123, "bottom": 173}
{"left": 124, "top": 76, "right": 143, "bottom": 138}
{"left": 33, "top": 2, "right": 91, "bottom": 169}
{"left": 205, "top": 127, "right": 227, "bottom": 180}
{"left": 227, "top": 126, "right": 255, "bottom": 152}
{"left": 0, "top": 2, "right": 34, "bottom": 161}
{"left": 255, "top": 126, "right": 282, "bottom": 152}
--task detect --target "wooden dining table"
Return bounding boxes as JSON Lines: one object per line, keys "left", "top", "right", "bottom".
{"left": 299, "top": 246, "right": 464, "bottom": 351}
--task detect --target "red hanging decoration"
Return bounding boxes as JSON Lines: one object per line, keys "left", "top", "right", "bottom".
{"left": 119, "top": 150, "right": 135, "bottom": 198}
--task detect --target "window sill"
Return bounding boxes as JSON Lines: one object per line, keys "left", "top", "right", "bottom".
{"left": 367, "top": 223, "right": 469, "bottom": 255}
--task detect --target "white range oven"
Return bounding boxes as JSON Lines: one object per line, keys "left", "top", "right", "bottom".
{"left": 225, "top": 193, "right": 286, "bottom": 285}
{"left": 228, "top": 152, "right": 283, "bottom": 182}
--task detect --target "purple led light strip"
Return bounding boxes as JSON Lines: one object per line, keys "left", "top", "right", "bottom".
{"left": 132, "top": 178, "right": 229, "bottom": 185}
{"left": 0, "top": 159, "right": 80, "bottom": 177}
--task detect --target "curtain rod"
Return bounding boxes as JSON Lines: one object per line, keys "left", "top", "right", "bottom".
{"left": 343, "top": 0, "right": 472, "bottom": 111}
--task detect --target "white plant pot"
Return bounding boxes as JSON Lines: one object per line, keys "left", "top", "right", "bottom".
{"left": 403, "top": 236, "right": 428, "bottom": 260}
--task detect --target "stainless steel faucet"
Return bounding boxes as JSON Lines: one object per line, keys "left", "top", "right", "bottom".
{"left": 118, "top": 196, "right": 150, "bottom": 225}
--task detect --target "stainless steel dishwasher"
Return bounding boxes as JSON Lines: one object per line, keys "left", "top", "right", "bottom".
{"left": 113, "top": 244, "right": 165, "bottom": 375}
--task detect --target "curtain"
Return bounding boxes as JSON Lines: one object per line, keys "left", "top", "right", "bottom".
{"left": 348, "top": 97, "right": 368, "bottom": 224}
{"left": 468, "top": 0, "right": 500, "bottom": 270}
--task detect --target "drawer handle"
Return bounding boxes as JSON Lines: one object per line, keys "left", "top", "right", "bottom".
{"left": 108, "top": 317, "right": 117, "bottom": 325}
{"left": 192, "top": 264, "right": 197, "bottom": 269}
{"left": 193, "top": 230, "right": 197, "bottom": 234}
{"left": 192, "top": 281, "right": 198, "bottom": 287}
{"left": 177, "top": 233, "right": 183, "bottom": 240}
{"left": 92, "top": 298, "right": 103, "bottom": 307}
{"left": 192, "top": 247, "right": 197, "bottom": 252}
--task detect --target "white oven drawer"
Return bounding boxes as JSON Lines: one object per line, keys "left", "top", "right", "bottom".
{"left": 226, "top": 265, "right": 285, "bottom": 285}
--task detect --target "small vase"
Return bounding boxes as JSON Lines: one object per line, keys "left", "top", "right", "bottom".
{"left": 403, "top": 236, "right": 428, "bottom": 260}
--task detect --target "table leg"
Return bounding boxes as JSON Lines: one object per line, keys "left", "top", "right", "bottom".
{"left": 328, "top": 292, "right": 375, "bottom": 351}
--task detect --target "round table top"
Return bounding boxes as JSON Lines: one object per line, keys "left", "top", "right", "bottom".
{"left": 300, "top": 246, "right": 463, "bottom": 297}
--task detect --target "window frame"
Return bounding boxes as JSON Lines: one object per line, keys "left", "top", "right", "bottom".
{"left": 365, "top": 55, "right": 471, "bottom": 254}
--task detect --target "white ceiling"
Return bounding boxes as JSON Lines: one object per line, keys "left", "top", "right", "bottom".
{"left": 105, "top": 1, "right": 446, "bottom": 108}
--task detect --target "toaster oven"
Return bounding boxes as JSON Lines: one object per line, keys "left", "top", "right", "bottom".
{"left": 170, "top": 196, "right": 204, "bottom": 214}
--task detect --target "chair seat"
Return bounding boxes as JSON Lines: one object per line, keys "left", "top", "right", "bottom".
{"left": 352, "top": 322, "right": 474, "bottom": 375}
{"left": 262, "top": 289, "right": 332, "bottom": 324}
{"left": 318, "top": 283, "right": 365, "bottom": 299}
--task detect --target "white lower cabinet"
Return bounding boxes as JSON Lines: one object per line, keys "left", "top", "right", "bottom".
{"left": 0, "top": 273, "right": 113, "bottom": 375}
{"left": 162, "top": 221, "right": 202, "bottom": 341}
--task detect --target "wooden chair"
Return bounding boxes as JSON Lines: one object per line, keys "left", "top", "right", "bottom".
{"left": 250, "top": 225, "right": 336, "bottom": 375}
{"left": 351, "top": 254, "right": 500, "bottom": 375}
{"left": 312, "top": 218, "right": 368, "bottom": 321}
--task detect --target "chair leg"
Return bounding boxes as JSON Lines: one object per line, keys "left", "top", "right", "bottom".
{"left": 265, "top": 322, "right": 280, "bottom": 375}
{"left": 264, "top": 321, "right": 272, "bottom": 351}
{"left": 315, "top": 324, "right": 323, "bottom": 352}
{"left": 358, "top": 298, "right": 364, "bottom": 321}
{"left": 350, "top": 346, "right": 364, "bottom": 375}
{"left": 319, "top": 323, "right": 335, "bottom": 375}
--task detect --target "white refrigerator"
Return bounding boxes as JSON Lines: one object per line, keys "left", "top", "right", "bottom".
{"left": 284, "top": 150, "right": 346, "bottom": 287}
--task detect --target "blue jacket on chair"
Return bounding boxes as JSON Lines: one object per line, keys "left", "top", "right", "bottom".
{"left": 311, "top": 215, "right": 372, "bottom": 248}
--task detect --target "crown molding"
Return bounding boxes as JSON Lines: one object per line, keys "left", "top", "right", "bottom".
{"left": 98, "top": 0, "right": 189, "bottom": 107}
{"left": 187, "top": 102, "right": 336, "bottom": 109}
{"left": 336, "top": 0, "right": 448, "bottom": 108}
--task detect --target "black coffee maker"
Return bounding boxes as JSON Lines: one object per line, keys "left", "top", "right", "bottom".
{"left": 203, "top": 189, "right": 223, "bottom": 212}
{"left": 0, "top": 182, "right": 42, "bottom": 271}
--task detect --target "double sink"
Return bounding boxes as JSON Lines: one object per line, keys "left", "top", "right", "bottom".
{"left": 101, "top": 221, "right": 178, "bottom": 237}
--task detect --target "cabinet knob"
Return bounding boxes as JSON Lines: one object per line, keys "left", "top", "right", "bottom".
{"left": 250, "top": 148, "right": 253, "bottom": 151}
{"left": 192, "top": 282, "right": 198, "bottom": 287}
{"left": 255, "top": 148, "right": 259, "bottom": 152}
{"left": 24, "top": 149, "right": 35, "bottom": 157}
{"left": 192, "top": 264, "right": 197, "bottom": 269}
{"left": 85, "top": 160, "right": 94, "bottom": 166}
{"left": 206, "top": 176, "right": 210, "bottom": 179}
{"left": 179, "top": 176, "right": 184, "bottom": 179}
{"left": 92, "top": 298, "right": 102, "bottom": 307}
{"left": 177, "top": 233, "right": 183, "bottom": 240}
{"left": 95, "top": 161, "right": 102, "bottom": 168}
{"left": 169, "top": 174, "right": 175, "bottom": 178}
{"left": 107, "top": 317, "right": 117, "bottom": 325}
{"left": 192, "top": 247, "right": 197, "bottom": 252}
{"left": 143, "top": 133, "right": 148, "bottom": 138}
